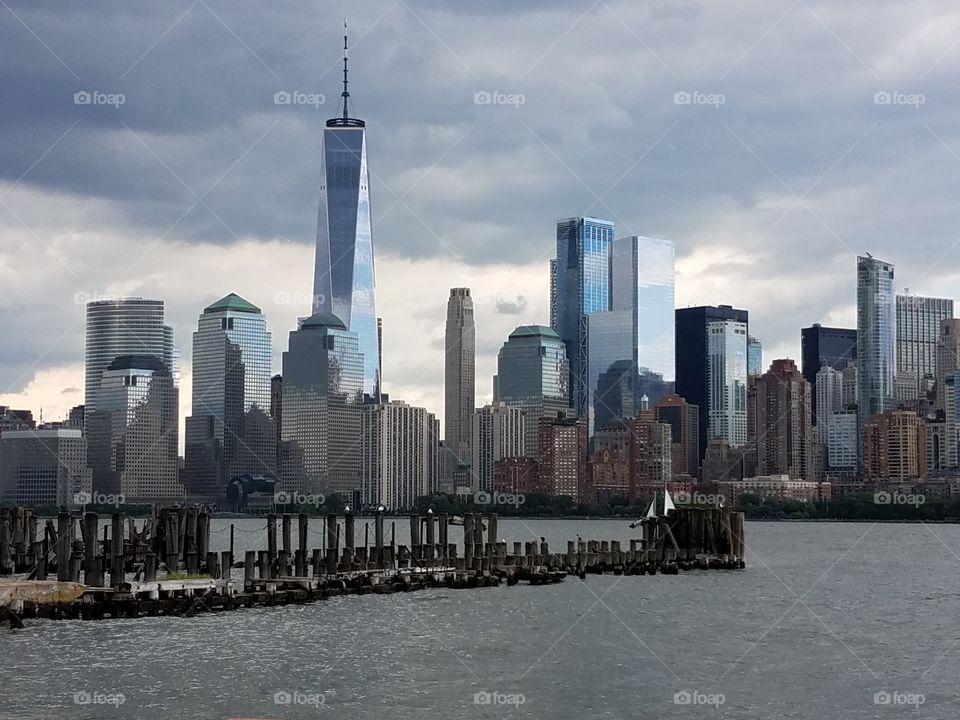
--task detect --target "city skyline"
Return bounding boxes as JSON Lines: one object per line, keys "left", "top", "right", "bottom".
{"left": 6, "top": 4, "right": 960, "bottom": 437}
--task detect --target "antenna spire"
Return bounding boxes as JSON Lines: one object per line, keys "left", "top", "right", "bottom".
{"left": 342, "top": 20, "right": 350, "bottom": 120}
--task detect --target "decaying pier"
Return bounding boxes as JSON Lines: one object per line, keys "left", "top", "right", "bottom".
{"left": 0, "top": 505, "right": 746, "bottom": 627}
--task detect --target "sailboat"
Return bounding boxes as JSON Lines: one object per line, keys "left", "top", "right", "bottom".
{"left": 663, "top": 487, "right": 676, "bottom": 515}
{"left": 629, "top": 493, "right": 658, "bottom": 528}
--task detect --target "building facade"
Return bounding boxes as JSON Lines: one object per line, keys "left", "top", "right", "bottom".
{"left": 707, "top": 318, "right": 749, "bottom": 448}
{"left": 538, "top": 414, "right": 587, "bottom": 500}
{"left": 747, "top": 336, "right": 763, "bottom": 378}
{"left": 936, "top": 319, "right": 960, "bottom": 412}
{"left": 86, "top": 355, "right": 181, "bottom": 503}
{"left": 896, "top": 294, "right": 953, "bottom": 399}
{"left": 279, "top": 313, "right": 363, "bottom": 498}
{"left": 754, "top": 359, "right": 814, "bottom": 480}
{"left": 864, "top": 410, "right": 926, "bottom": 481}
{"left": 471, "top": 403, "right": 525, "bottom": 494}
{"left": 654, "top": 393, "right": 700, "bottom": 478}
{"left": 361, "top": 400, "right": 439, "bottom": 510}
{"left": 443, "top": 287, "right": 475, "bottom": 475}
{"left": 856, "top": 255, "right": 896, "bottom": 451}
{"left": 0, "top": 429, "right": 92, "bottom": 506}
{"left": 627, "top": 416, "right": 672, "bottom": 500}
{"left": 800, "top": 324, "right": 857, "bottom": 420}
{"left": 184, "top": 293, "right": 274, "bottom": 501}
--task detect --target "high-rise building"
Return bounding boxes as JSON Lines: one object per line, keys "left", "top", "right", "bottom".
{"left": 87, "top": 355, "right": 181, "bottom": 503}
{"left": 494, "top": 325, "right": 570, "bottom": 460}
{"left": 754, "top": 359, "right": 815, "bottom": 480}
{"left": 707, "top": 318, "right": 749, "bottom": 448}
{"left": 824, "top": 411, "right": 858, "bottom": 474}
{"left": 936, "top": 319, "right": 960, "bottom": 412}
{"left": 800, "top": 324, "right": 858, "bottom": 420}
{"left": 675, "top": 305, "right": 749, "bottom": 464}
{"left": 654, "top": 393, "right": 700, "bottom": 478}
{"left": 747, "top": 336, "right": 763, "bottom": 378}
{"left": 538, "top": 414, "right": 587, "bottom": 500}
{"left": 864, "top": 410, "right": 926, "bottom": 481}
{"left": 361, "top": 400, "right": 439, "bottom": 510}
{"left": 553, "top": 216, "right": 615, "bottom": 419}
{"left": 443, "top": 288, "right": 475, "bottom": 475}
{"left": 311, "top": 34, "right": 380, "bottom": 400}
{"left": 896, "top": 294, "right": 953, "bottom": 399}
{"left": 184, "top": 293, "right": 274, "bottom": 501}
{"left": 548, "top": 258, "right": 557, "bottom": 330}
{"left": 814, "top": 363, "right": 857, "bottom": 466}
{"left": 592, "top": 359, "right": 638, "bottom": 432}
{"left": 471, "top": 403, "right": 525, "bottom": 494}
{"left": 84, "top": 298, "right": 174, "bottom": 418}
{"left": 0, "top": 429, "right": 92, "bottom": 506}
{"left": 611, "top": 235, "right": 675, "bottom": 381}
{"left": 279, "top": 313, "right": 363, "bottom": 498}
{"left": 587, "top": 311, "right": 634, "bottom": 435}
{"left": 627, "top": 415, "right": 672, "bottom": 499}
{"left": 944, "top": 370, "right": 960, "bottom": 467}
{"left": 856, "top": 255, "right": 896, "bottom": 449}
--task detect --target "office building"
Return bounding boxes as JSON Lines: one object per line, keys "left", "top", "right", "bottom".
{"left": 896, "top": 294, "right": 953, "bottom": 399}
{"left": 801, "top": 324, "right": 857, "bottom": 420}
{"left": 824, "top": 411, "right": 858, "bottom": 474}
{"left": 494, "top": 325, "right": 571, "bottom": 459}
{"left": 311, "top": 36, "right": 380, "bottom": 399}
{"left": 747, "top": 337, "right": 763, "bottom": 378}
{"left": 362, "top": 400, "right": 439, "bottom": 510}
{"left": 279, "top": 313, "right": 363, "bottom": 498}
{"left": 184, "top": 294, "right": 274, "bottom": 501}
{"left": 936, "top": 319, "right": 960, "bottom": 412}
{"left": 443, "top": 288, "right": 475, "bottom": 475}
{"left": 0, "top": 429, "right": 92, "bottom": 506}
{"left": 856, "top": 255, "right": 896, "bottom": 447}
{"left": 707, "top": 318, "right": 749, "bottom": 448}
{"left": 86, "top": 355, "right": 181, "bottom": 503}
{"left": 471, "top": 403, "right": 525, "bottom": 494}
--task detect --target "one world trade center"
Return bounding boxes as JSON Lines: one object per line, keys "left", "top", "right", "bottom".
{"left": 312, "top": 28, "right": 380, "bottom": 400}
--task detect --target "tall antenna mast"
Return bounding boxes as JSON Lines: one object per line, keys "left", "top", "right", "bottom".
{"left": 342, "top": 20, "right": 350, "bottom": 120}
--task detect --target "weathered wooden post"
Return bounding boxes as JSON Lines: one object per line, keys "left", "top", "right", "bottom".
{"left": 425, "top": 510, "right": 436, "bottom": 565}
{"left": 282, "top": 514, "right": 292, "bottom": 557}
{"left": 326, "top": 513, "right": 337, "bottom": 575}
{"left": 267, "top": 513, "right": 278, "bottom": 565}
{"left": 1, "top": 508, "right": 16, "bottom": 576}
{"left": 343, "top": 511, "right": 355, "bottom": 566}
{"left": 81, "top": 512, "right": 99, "bottom": 585}
{"left": 374, "top": 507, "right": 385, "bottom": 569}
{"left": 144, "top": 552, "right": 157, "bottom": 582}
{"left": 56, "top": 511, "right": 71, "bottom": 581}
{"left": 409, "top": 513, "right": 421, "bottom": 564}
{"left": 463, "top": 513, "right": 474, "bottom": 570}
{"left": 207, "top": 552, "right": 220, "bottom": 579}
{"left": 244, "top": 550, "right": 256, "bottom": 585}
{"left": 110, "top": 513, "right": 125, "bottom": 587}
{"left": 197, "top": 510, "right": 210, "bottom": 570}
{"left": 438, "top": 513, "right": 449, "bottom": 564}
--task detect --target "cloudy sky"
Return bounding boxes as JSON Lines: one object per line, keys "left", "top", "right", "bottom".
{"left": 1, "top": 0, "right": 959, "bottom": 434}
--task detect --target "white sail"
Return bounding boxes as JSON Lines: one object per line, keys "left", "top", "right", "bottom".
{"left": 645, "top": 492, "right": 658, "bottom": 519}
{"left": 663, "top": 487, "right": 676, "bottom": 514}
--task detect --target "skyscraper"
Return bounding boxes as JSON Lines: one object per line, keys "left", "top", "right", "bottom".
{"left": 494, "top": 325, "right": 570, "bottom": 460}
{"left": 864, "top": 410, "right": 926, "bottom": 481}
{"left": 800, "top": 324, "right": 858, "bottom": 420}
{"left": 936, "top": 319, "right": 960, "bottom": 412}
{"left": 443, "top": 288, "right": 475, "bottom": 475}
{"left": 184, "top": 293, "right": 274, "bottom": 502}
{"left": 84, "top": 298, "right": 174, "bottom": 417}
{"left": 311, "top": 32, "right": 380, "bottom": 399}
{"left": 87, "top": 355, "right": 181, "bottom": 503}
{"left": 856, "top": 255, "right": 895, "bottom": 449}
{"left": 654, "top": 393, "right": 700, "bottom": 478}
{"left": 707, "top": 319, "right": 748, "bottom": 448}
{"left": 279, "top": 313, "right": 363, "bottom": 498}
{"left": 553, "top": 216, "right": 615, "bottom": 418}
{"left": 675, "top": 305, "right": 749, "bottom": 463}
{"left": 362, "top": 400, "right": 439, "bottom": 510}
{"left": 754, "top": 359, "right": 814, "bottom": 480}
{"left": 471, "top": 402, "right": 525, "bottom": 494}
{"left": 747, "top": 336, "right": 763, "bottom": 378}
{"left": 896, "top": 293, "right": 953, "bottom": 398}
{"left": 0, "top": 429, "right": 92, "bottom": 506}
{"left": 538, "top": 414, "right": 587, "bottom": 500}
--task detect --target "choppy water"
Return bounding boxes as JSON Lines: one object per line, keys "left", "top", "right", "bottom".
{"left": 2, "top": 519, "right": 960, "bottom": 719}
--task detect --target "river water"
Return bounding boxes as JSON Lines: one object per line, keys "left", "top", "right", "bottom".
{"left": 2, "top": 519, "right": 959, "bottom": 719}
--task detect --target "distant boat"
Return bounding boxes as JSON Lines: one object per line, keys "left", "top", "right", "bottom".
{"left": 663, "top": 487, "right": 676, "bottom": 514}
{"left": 629, "top": 494, "right": 658, "bottom": 528}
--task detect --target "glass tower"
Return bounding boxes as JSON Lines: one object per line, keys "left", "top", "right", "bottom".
{"left": 895, "top": 294, "right": 953, "bottom": 395}
{"left": 494, "top": 325, "right": 571, "bottom": 460}
{"left": 707, "top": 319, "right": 748, "bottom": 447}
{"left": 312, "top": 34, "right": 380, "bottom": 400}
{"left": 553, "top": 217, "right": 615, "bottom": 419}
{"left": 280, "top": 312, "right": 364, "bottom": 498}
{"left": 856, "top": 255, "right": 895, "bottom": 445}
{"left": 443, "top": 288, "right": 476, "bottom": 473}
{"left": 185, "top": 293, "right": 274, "bottom": 501}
